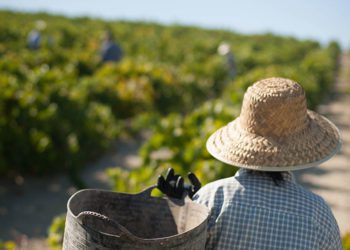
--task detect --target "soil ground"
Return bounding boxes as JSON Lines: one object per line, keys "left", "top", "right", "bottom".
{"left": 0, "top": 134, "right": 144, "bottom": 249}
{"left": 294, "top": 53, "right": 350, "bottom": 234}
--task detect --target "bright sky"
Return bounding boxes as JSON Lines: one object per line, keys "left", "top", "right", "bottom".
{"left": 1, "top": 0, "right": 349, "bottom": 49}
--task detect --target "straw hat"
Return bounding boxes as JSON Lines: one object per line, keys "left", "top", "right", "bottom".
{"left": 207, "top": 77, "right": 341, "bottom": 171}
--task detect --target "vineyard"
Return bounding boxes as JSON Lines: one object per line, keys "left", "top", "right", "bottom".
{"left": 0, "top": 10, "right": 343, "bottom": 248}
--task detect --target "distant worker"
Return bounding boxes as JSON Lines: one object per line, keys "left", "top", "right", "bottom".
{"left": 100, "top": 31, "right": 123, "bottom": 63}
{"left": 27, "top": 20, "right": 47, "bottom": 50}
{"left": 218, "top": 42, "right": 236, "bottom": 79}
{"left": 27, "top": 30, "right": 41, "bottom": 50}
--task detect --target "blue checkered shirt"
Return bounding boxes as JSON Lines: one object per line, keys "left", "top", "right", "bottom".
{"left": 193, "top": 169, "right": 342, "bottom": 250}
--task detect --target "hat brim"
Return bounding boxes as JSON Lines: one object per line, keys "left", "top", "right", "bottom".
{"left": 206, "top": 110, "right": 341, "bottom": 171}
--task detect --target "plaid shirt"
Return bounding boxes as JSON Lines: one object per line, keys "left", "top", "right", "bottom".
{"left": 193, "top": 169, "right": 342, "bottom": 250}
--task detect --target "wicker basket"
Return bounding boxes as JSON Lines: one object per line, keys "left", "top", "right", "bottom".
{"left": 63, "top": 186, "right": 209, "bottom": 249}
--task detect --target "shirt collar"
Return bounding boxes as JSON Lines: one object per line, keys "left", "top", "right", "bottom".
{"left": 235, "top": 168, "right": 296, "bottom": 183}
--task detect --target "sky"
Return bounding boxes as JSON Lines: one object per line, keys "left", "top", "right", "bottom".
{"left": 1, "top": 0, "right": 349, "bottom": 49}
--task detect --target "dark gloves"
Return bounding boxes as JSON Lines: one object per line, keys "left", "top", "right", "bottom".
{"left": 157, "top": 168, "right": 201, "bottom": 199}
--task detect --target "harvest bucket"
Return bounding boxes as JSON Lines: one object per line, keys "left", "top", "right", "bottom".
{"left": 63, "top": 186, "right": 209, "bottom": 249}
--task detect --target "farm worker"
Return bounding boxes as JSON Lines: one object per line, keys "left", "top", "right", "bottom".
{"left": 158, "top": 77, "right": 342, "bottom": 249}
{"left": 27, "top": 20, "right": 47, "bottom": 50}
{"left": 100, "top": 30, "right": 123, "bottom": 63}
{"left": 218, "top": 42, "right": 236, "bottom": 79}
{"left": 27, "top": 30, "right": 41, "bottom": 50}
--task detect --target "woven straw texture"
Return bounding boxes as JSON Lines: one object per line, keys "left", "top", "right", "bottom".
{"left": 207, "top": 77, "right": 341, "bottom": 171}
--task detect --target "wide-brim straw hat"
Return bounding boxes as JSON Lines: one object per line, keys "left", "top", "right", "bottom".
{"left": 207, "top": 77, "right": 341, "bottom": 171}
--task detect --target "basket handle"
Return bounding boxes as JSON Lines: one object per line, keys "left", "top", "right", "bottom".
{"left": 77, "top": 211, "right": 139, "bottom": 241}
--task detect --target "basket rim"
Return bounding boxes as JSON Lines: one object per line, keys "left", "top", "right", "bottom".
{"left": 66, "top": 188, "right": 209, "bottom": 242}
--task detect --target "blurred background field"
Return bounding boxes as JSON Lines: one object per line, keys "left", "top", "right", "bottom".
{"left": 0, "top": 1, "right": 349, "bottom": 249}
{"left": 0, "top": 10, "right": 341, "bottom": 182}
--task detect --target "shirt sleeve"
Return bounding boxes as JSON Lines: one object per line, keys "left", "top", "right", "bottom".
{"left": 193, "top": 184, "right": 225, "bottom": 249}
{"left": 321, "top": 225, "right": 342, "bottom": 250}
{"left": 193, "top": 184, "right": 223, "bottom": 228}
{"left": 192, "top": 185, "right": 215, "bottom": 227}
{"left": 326, "top": 220, "right": 342, "bottom": 250}
{"left": 317, "top": 205, "right": 343, "bottom": 250}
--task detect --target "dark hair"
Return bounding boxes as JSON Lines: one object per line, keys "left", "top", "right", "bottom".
{"left": 247, "top": 170, "right": 285, "bottom": 186}
{"left": 265, "top": 172, "right": 285, "bottom": 186}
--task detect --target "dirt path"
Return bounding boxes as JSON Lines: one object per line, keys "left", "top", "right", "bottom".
{"left": 295, "top": 53, "right": 350, "bottom": 235}
{"left": 0, "top": 134, "right": 144, "bottom": 249}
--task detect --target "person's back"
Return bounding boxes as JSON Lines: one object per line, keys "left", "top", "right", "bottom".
{"left": 101, "top": 40, "right": 123, "bottom": 62}
{"left": 194, "top": 169, "right": 342, "bottom": 249}
{"left": 27, "top": 30, "right": 41, "bottom": 50}
{"left": 100, "top": 31, "right": 123, "bottom": 63}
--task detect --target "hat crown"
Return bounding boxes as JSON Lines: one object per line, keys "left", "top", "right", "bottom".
{"left": 240, "top": 77, "right": 308, "bottom": 138}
